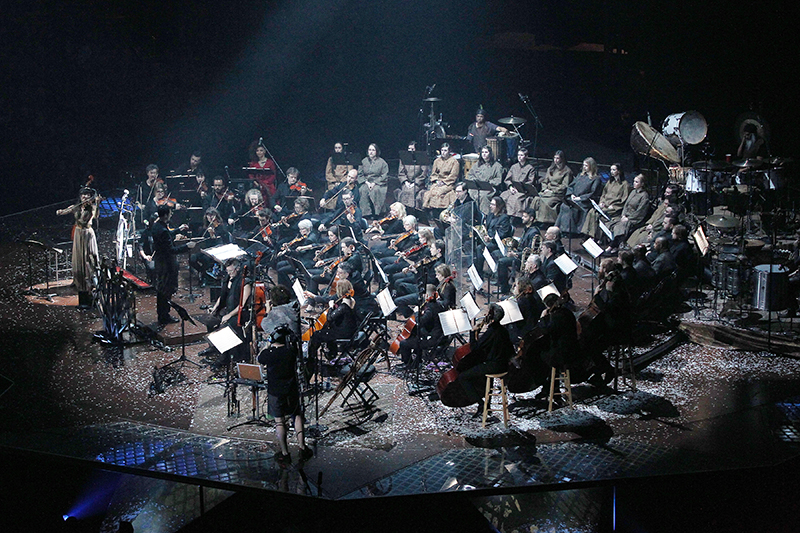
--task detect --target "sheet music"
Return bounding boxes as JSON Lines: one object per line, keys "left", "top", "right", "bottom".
{"left": 536, "top": 283, "right": 559, "bottom": 300}
{"left": 590, "top": 199, "right": 611, "bottom": 220}
{"left": 494, "top": 232, "right": 506, "bottom": 256}
{"left": 376, "top": 287, "right": 397, "bottom": 316}
{"left": 439, "top": 309, "right": 472, "bottom": 336}
{"left": 482, "top": 247, "right": 497, "bottom": 273}
{"left": 498, "top": 299, "right": 523, "bottom": 325}
{"left": 582, "top": 238, "right": 604, "bottom": 259}
{"left": 207, "top": 326, "right": 243, "bottom": 353}
{"left": 694, "top": 225, "right": 709, "bottom": 257}
{"left": 598, "top": 220, "right": 613, "bottom": 240}
{"left": 203, "top": 243, "right": 248, "bottom": 262}
{"left": 554, "top": 253, "right": 579, "bottom": 275}
{"left": 292, "top": 279, "right": 306, "bottom": 306}
{"left": 460, "top": 293, "right": 481, "bottom": 320}
{"left": 467, "top": 264, "right": 483, "bottom": 291}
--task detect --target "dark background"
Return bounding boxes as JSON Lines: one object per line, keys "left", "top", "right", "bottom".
{"left": 2, "top": 0, "right": 798, "bottom": 216}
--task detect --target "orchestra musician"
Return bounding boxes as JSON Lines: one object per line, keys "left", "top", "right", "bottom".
{"left": 204, "top": 176, "right": 237, "bottom": 224}
{"left": 582, "top": 163, "right": 630, "bottom": 241}
{"left": 531, "top": 150, "right": 572, "bottom": 226}
{"left": 324, "top": 142, "right": 354, "bottom": 192}
{"left": 320, "top": 168, "right": 361, "bottom": 212}
{"left": 467, "top": 144, "right": 503, "bottom": 214}
{"left": 397, "top": 284, "right": 445, "bottom": 368}
{"left": 319, "top": 189, "right": 364, "bottom": 242}
{"left": 307, "top": 280, "right": 359, "bottom": 365}
{"left": 376, "top": 215, "right": 419, "bottom": 263}
{"left": 422, "top": 143, "right": 459, "bottom": 214}
{"left": 603, "top": 174, "right": 650, "bottom": 255}
{"left": 466, "top": 107, "right": 507, "bottom": 153}
{"left": 627, "top": 183, "right": 679, "bottom": 248}
{"left": 396, "top": 141, "right": 429, "bottom": 210}
{"left": 151, "top": 204, "right": 194, "bottom": 325}
{"left": 507, "top": 277, "right": 543, "bottom": 343}
{"left": 142, "top": 182, "right": 181, "bottom": 224}
{"left": 454, "top": 303, "right": 515, "bottom": 409}
{"left": 304, "top": 260, "right": 374, "bottom": 317}
{"left": 541, "top": 241, "right": 568, "bottom": 294}
{"left": 56, "top": 186, "right": 100, "bottom": 309}
{"left": 306, "top": 233, "right": 361, "bottom": 295}
{"left": 434, "top": 263, "right": 457, "bottom": 310}
{"left": 383, "top": 227, "right": 432, "bottom": 278}
{"left": 185, "top": 150, "right": 206, "bottom": 183}
{"left": 393, "top": 239, "right": 445, "bottom": 315}
{"left": 201, "top": 257, "right": 251, "bottom": 371}
{"left": 534, "top": 293, "right": 581, "bottom": 397}
{"left": 358, "top": 143, "right": 389, "bottom": 217}
{"left": 555, "top": 157, "right": 602, "bottom": 237}
{"left": 501, "top": 148, "right": 537, "bottom": 218}
{"left": 495, "top": 208, "right": 540, "bottom": 295}
{"left": 274, "top": 198, "right": 313, "bottom": 245}
{"left": 142, "top": 163, "right": 163, "bottom": 207}
{"left": 274, "top": 219, "right": 318, "bottom": 287}
{"left": 189, "top": 208, "right": 232, "bottom": 284}
{"left": 273, "top": 167, "right": 309, "bottom": 214}
{"left": 248, "top": 141, "right": 277, "bottom": 198}
{"left": 473, "top": 197, "right": 513, "bottom": 284}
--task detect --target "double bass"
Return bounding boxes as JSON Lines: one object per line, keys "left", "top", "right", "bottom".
{"left": 436, "top": 316, "right": 490, "bottom": 407}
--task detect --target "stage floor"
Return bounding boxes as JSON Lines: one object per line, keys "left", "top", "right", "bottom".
{"left": 3, "top": 221, "right": 800, "bottom": 530}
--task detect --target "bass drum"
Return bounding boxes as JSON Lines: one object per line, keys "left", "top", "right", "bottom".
{"left": 630, "top": 121, "right": 680, "bottom": 164}
{"left": 662, "top": 111, "right": 707, "bottom": 146}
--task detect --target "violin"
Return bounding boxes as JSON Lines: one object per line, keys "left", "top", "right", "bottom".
{"left": 365, "top": 214, "right": 397, "bottom": 234}
{"left": 405, "top": 253, "right": 440, "bottom": 273}
{"left": 290, "top": 181, "right": 312, "bottom": 193}
{"left": 270, "top": 212, "right": 300, "bottom": 228}
{"left": 395, "top": 242, "right": 426, "bottom": 263}
{"left": 389, "top": 230, "right": 414, "bottom": 251}
{"left": 155, "top": 196, "right": 179, "bottom": 209}
{"left": 197, "top": 180, "right": 208, "bottom": 195}
{"left": 277, "top": 234, "right": 306, "bottom": 256}
{"left": 315, "top": 240, "right": 338, "bottom": 262}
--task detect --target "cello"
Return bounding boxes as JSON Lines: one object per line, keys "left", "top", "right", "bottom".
{"left": 436, "top": 316, "right": 490, "bottom": 407}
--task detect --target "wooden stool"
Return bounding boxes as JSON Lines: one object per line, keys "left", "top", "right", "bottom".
{"left": 548, "top": 367, "right": 573, "bottom": 412}
{"left": 611, "top": 344, "right": 637, "bottom": 392}
{"left": 482, "top": 372, "right": 509, "bottom": 428}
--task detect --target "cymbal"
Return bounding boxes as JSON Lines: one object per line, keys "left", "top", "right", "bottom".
{"left": 732, "top": 158, "right": 768, "bottom": 169}
{"left": 422, "top": 97, "right": 442, "bottom": 102}
{"left": 692, "top": 160, "right": 732, "bottom": 171}
{"left": 705, "top": 214, "right": 739, "bottom": 229}
{"left": 497, "top": 116, "right": 526, "bottom": 125}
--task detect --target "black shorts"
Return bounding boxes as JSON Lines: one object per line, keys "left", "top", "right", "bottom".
{"left": 268, "top": 390, "right": 303, "bottom": 419}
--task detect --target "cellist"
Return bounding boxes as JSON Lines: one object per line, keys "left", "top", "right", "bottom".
{"left": 397, "top": 284, "right": 445, "bottom": 368}
{"left": 307, "top": 280, "right": 358, "bottom": 369}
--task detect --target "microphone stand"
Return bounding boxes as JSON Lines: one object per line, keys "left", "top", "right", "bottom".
{"left": 519, "top": 93, "right": 543, "bottom": 158}
{"left": 258, "top": 138, "right": 287, "bottom": 179}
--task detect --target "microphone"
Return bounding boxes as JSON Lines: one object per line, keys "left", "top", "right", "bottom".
{"left": 430, "top": 83, "right": 436, "bottom": 92}
{"left": 123, "top": 189, "right": 129, "bottom": 195}
{"left": 259, "top": 137, "right": 264, "bottom": 146}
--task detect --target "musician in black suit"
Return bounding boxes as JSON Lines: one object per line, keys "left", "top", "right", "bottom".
{"left": 473, "top": 197, "right": 513, "bottom": 281}
{"left": 397, "top": 284, "right": 446, "bottom": 367}
{"left": 541, "top": 241, "right": 568, "bottom": 293}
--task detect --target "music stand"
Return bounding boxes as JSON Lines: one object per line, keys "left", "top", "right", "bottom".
{"left": 582, "top": 238, "right": 604, "bottom": 294}
{"left": 227, "top": 363, "right": 272, "bottom": 430}
{"left": 162, "top": 300, "right": 202, "bottom": 371}
{"left": 463, "top": 179, "right": 495, "bottom": 195}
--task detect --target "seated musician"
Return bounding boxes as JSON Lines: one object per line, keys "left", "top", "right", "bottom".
{"left": 375, "top": 214, "right": 419, "bottom": 261}
{"left": 274, "top": 198, "right": 313, "bottom": 245}
{"left": 319, "top": 189, "right": 364, "bottom": 242}
{"left": 307, "top": 280, "right": 359, "bottom": 365}
{"left": 541, "top": 241, "right": 568, "bottom": 294}
{"left": 248, "top": 141, "right": 277, "bottom": 198}
{"left": 495, "top": 208, "right": 540, "bottom": 295}
{"left": 320, "top": 168, "right": 360, "bottom": 211}
{"left": 383, "top": 228, "right": 433, "bottom": 278}
{"left": 555, "top": 157, "right": 602, "bottom": 237}
{"left": 467, "top": 145, "right": 503, "bottom": 214}
{"left": 365, "top": 201, "right": 405, "bottom": 237}
{"left": 358, "top": 143, "right": 390, "bottom": 218}
{"left": 200, "top": 258, "right": 252, "bottom": 371}
{"left": 500, "top": 148, "right": 537, "bottom": 219}
{"left": 324, "top": 142, "right": 354, "bottom": 192}
{"left": 396, "top": 141, "right": 429, "bottom": 210}
{"left": 307, "top": 235, "right": 361, "bottom": 294}
{"left": 435, "top": 263, "right": 457, "bottom": 310}
{"left": 273, "top": 167, "right": 309, "bottom": 214}
{"left": 393, "top": 239, "right": 445, "bottom": 316}
{"left": 189, "top": 208, "right": 233, "bottom": 284}
{"left": 521, "top": 254, "right": 549, "bottom": 292}
{"left": 455, "top": 303, "right": 515, "bottom": 409}
{"left": 397, "top": 284, "right": 446, "bottom": 367}
{"left": 649, "top": 236, "right": 677, "bottom": 280}
{"left": 252, "top": 209, "right": 276, "bottom": 248}
{"left": 473, "top": 197, "right": 513, "bottom": 284}
{"left": 603, "top": 174, "right": 650, "bottom": 255}
{"left": 204, "top": 176, "right": 237, "bottom": 225}
{"left": 275, "top": 219, "right": 319, "bottom": 287}
{"left": 141, "top": 163, "right": 163, "bottom": 209}
{"left": 582, "top": 163, "right": 630, "bottom": 241}
{"left": 627, "top": 183, "right": 679, "bottom": 248}
{"left": 531, "top": 150, "right": 572, "bottom": 226}
{"left": 507, "top": 277, "right": 544, "bottom": 344}
{"left": 669, "top": 224, "right": 694, "bottom": 281}
{"left": 632, "top": 244, "right": 657, "bottom": 291}
{"left": 466, "top": 107, "right": 507, "bottom": 153}
{"left": 618, "top": 250, "right": 641, "bottom": 301}
{"left": 535, "top": 293, "right": 581, "bottom": 396}
{"left": 422, "top": 143, "right": 459, "bottom": 216}
{"left": 305, "top": 260, "right": 375, "bottom": 318}
{"left": 543, "top": 225, "right": 566, "bottom": 256}
{"left": 142, "top": 182, "right": 179, "bottom": 224}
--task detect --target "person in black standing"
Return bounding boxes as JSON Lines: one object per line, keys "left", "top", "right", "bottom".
{"left": 151, "top": 204, "right": 193, "bottom": 325}
{"left": 258, "top": 326, "right": 313, "bottom": 465}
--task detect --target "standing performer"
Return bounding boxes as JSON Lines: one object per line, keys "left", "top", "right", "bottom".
{"left": 151, "top": 205, "right": 193, "bottom": 325}
{"left": 248, "top": 141, "right": 278, "bottom": 199}
{"left": 56, "top": 186, "right": 100, "bottom": 309}
{"left": 358, "top": 143, "right": 389, "bottom": 217}
{"left": 532, "top": 150, "right": 572, "bottom": 226}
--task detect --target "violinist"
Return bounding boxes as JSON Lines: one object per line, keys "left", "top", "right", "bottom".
{"left": 204, "top": 176, "right": 237, "bottom": 224}
{"left": 142, "top": 182, "right": 176, "bottom": 224}
{"left": 393, "top": 240, "right": 445, "bottom": 313}
{"left": 307, "top": 280, "right": 358, "bottom": 366}
{"left": 305, "top": 228, "right": 342, "bottom": 293}
{"left": 397, "top": 284, "right": 445, "bottom": 368}
{"left": 242, "top": 188, "right": 265, "bottom": 213}
{"left": 383, "top": 228, "right": 432, "bottom": 278}
{"left": 506, "top": 277, "right": 543, "bottom": 343}
{"left": 365, "top": 201, "right": 405, "bottom": 236}
{"left": 189, "top": 208, "right": 232, "bottom": 285}
{"left": 151, "top": 205, "right": 194, "bottom": 325}
{"left": 309, "top": 236, "right": 363, "bottom": 295}
{"left": 454, "top": 303, "right": 515, "bottom": 410}
{"left": 320, "top": 168, "right": 361, "bottom": 211}
{"left": 273, "top": 167, "right": 309, "bottom": 214}
{"left": 274, "top": 198, "right": 312, "bottom": 245}
{"left": 248, "top": 141, "right": 277, "bottom": 198}
{"left": 56, "top": 186, "right": 100, "bottom": 309}
{"left": 435, "top": 263, "right": 457, "bottom": 309}
{"left": 319, "top": 190, "right": 364, "bottom": 242}
{"left": 142, "top": 164, "right": 163, "bottom": 207}
{"left": 374, "top": 214, "right": 418, "bottom": 261}
{"left": 275, "top": 219, "right": 318, "bottom": 287}
{"left": 304, "top": 260, "right": 373, "bottom": 317}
